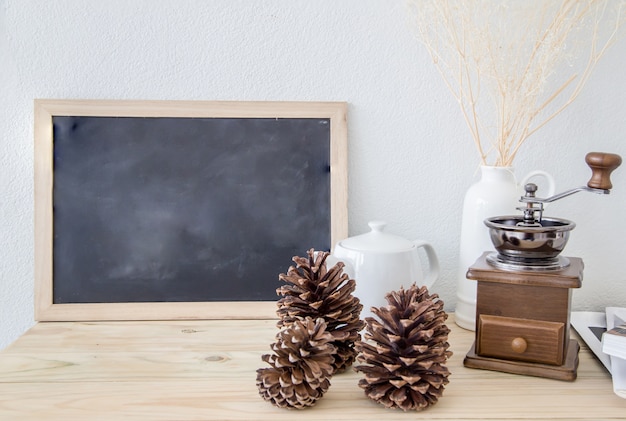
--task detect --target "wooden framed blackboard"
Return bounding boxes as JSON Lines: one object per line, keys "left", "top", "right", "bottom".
{"left": 34, "top": 99, "right": 348, "bottom": 321}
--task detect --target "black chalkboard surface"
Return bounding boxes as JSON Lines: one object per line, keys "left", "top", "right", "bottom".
{"left": 34, "top": 100, "right": 348, "bottom": 321}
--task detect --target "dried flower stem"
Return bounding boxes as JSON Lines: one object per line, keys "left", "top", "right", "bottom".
{"left": 408, "top": 0, "right": 626, "bottom": 166}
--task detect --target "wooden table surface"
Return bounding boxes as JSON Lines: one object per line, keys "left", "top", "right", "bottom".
{"left": 0, "top": 314, "right": 623, "bottom": 420}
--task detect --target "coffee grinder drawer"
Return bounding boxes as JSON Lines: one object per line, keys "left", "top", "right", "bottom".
{"left": 477, "top": 315, "right": 565, "bottom": 366}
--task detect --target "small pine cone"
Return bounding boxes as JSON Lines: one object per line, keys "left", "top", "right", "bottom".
{"left": 256, "top": 317, "right": 336, "bottom": 409}
{"left": 355, "top": 284, "right": 452, "bottom": 411}
{"left": 276, "top": 249, "right": 365, "bottom": 373}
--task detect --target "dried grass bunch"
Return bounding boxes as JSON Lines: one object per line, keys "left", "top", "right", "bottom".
{"left": 407, "top": 0, "right": 626, "bottom": 166}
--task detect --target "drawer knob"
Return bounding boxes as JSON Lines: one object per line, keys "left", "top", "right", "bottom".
{"left": 511, "top": 337, "right": 528, "bottom": 354}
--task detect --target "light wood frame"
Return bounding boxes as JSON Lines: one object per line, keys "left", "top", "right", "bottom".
{"left": 34, "top": 99, "right": 348, "bottom": 321}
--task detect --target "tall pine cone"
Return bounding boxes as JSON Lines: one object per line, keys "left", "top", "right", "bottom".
{"left": 276, "top": 249, "right": 365, "bottom": 373}
{"left": 256, "top": 317, "right": 336, "bottom": 409}
{"left": 355, "top": 284, "right": 452, "bottom": 411}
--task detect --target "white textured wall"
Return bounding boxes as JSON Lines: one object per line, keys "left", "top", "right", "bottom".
{"left": 1, "top": 0, "right": 625, "bottom": 349}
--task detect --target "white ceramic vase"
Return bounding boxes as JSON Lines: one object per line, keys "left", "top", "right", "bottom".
{"left": 454, "top": 166, "right": 555, "bottom": 330}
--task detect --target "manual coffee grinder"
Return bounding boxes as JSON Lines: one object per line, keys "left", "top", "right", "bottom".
{"left": 463, "top": 152, "right": 622, "bottom": 381}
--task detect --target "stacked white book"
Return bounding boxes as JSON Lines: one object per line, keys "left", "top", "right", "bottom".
{"left": 571, "top": 307, "right": 626, "bottom": 399}
{"left": 601, "top": 308, "right": 626, "bottom": 399}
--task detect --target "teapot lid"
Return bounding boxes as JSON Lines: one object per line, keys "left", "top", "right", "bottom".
{"left": 338, "top": 221, "right": 414, "bottom": 252}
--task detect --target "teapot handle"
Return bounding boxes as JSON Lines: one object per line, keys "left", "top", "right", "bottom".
{"left": 520, "top": 170, "right": 556, "bottom": 198}
{"left": 412, "top": 240, "right": 440, "bottom": 290}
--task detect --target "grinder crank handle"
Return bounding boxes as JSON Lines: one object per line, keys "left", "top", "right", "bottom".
{"left": 522, "top": 152, "right": 622, "bottom": 204}
{"left": 586, "top": 152, "right": 622, "bottom": 190}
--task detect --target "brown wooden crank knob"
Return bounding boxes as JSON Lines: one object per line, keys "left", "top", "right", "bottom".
{"left": 586, "top": 152, "right": 622, "bottom": 190}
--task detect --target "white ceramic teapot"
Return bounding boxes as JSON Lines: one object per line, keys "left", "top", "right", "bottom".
{"left": 331, "top": 221, "right": 440, "bottom": 319}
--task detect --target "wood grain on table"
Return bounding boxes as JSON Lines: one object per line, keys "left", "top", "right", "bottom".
{"left": 0, "top": 314, "right": 623, "bottom": 420}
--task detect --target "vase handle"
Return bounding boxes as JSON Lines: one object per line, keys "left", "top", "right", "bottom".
{"left": 520, "top": 170, "right": 556, "bottom": 198}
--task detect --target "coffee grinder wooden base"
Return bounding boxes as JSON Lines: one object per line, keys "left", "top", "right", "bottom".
{"left": 463, "top": 253, "right": 583, "bottom": 381}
